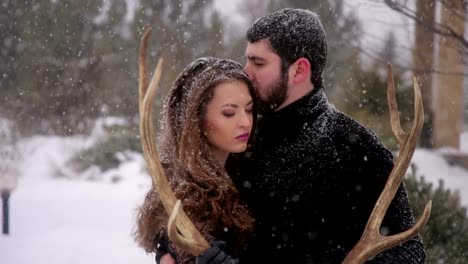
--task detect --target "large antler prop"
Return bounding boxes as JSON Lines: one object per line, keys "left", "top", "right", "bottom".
{"left": 342, "top": 64, "right": 432, "bottom": 263}
{"left": 138, "top": 28, "right": 210, "bottom": 256}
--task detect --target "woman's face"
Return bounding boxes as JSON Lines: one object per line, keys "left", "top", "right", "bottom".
{"left": 203, "top": 80, "right": 254, "bottom": 158}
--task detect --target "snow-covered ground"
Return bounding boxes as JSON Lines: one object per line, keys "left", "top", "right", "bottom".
{"left": 1, "top": 122, "right": 467, "bottom": 264}
{"left": 0, "top": 120, "right": 155, "bottom": 264}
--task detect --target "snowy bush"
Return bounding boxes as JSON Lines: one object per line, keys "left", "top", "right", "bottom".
{"left": 70, "top": 126, "right": 141, "bottom": 172}
{"left": 405, "top": 164, "right": 468, "bottom": 263}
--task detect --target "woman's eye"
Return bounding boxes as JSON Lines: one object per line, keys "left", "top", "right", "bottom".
{"left": 222, "top": 112, "right": 235, "bottom": 117}
{"left": 246, "top": 108, "right": 253, "bottom": 114}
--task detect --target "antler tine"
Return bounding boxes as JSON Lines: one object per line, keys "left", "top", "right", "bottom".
{"left": 342, "top": 64, "right": 432, "bottom": 263}
{"left": 138, "top": 28, "right": 151, "bottom": 109}
{"left": 167, "top": 200, "right": 208, "bottom": 251}
{"left": 387, "top": 64, "right": 407, "bottom": 145}
{"left": 138, "top": 28, "right": 210, "bottom": 256}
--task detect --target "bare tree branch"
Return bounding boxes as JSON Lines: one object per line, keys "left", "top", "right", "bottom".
{"left": 384, "top": 0, "right": 468, "bottom": 48}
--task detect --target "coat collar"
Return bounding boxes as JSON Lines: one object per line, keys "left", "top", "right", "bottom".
{"left": 263, "top": 86, "right": 329, "bottom": 124}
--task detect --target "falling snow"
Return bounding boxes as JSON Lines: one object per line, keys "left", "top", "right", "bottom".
{"left": 0, "top": 117, "right": 467, "bottom": 263}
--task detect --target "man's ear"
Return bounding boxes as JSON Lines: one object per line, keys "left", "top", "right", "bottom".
{"left": 290, "top": 58, "right": 311, "bottom": 84}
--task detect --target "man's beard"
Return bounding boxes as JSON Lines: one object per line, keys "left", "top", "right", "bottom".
{"left": 259, "top": 72, "right": 288, "bottom": 114}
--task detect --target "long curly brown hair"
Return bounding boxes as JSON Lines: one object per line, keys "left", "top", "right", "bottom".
{"left": 134, "top": 57, "right": 257, "bottom": 260}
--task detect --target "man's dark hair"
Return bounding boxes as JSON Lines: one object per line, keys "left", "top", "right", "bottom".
{"left": 246, "top": 8, "right": 328, "bottom": 88}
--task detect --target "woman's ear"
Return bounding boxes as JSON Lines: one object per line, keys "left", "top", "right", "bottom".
{"left": 290, "top": 58, "right": 311, "bottom": 84}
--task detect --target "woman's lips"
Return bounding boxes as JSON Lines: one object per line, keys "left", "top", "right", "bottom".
{"left": 236, "top": 133, "right": 250, "bottom": 142}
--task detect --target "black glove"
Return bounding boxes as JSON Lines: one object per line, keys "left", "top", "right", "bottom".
{"left": 155, "top": 234, "right": 176, "bottom": 264}
{"left": 155, "top": 249, "right": 167, "bottom": 264}
{"left": 196, "top": 241, "right": 239, "bottom": 264}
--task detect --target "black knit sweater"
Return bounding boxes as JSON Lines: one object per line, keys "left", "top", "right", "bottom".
{"left": 227, "top": 87, "right": 426, "bottom": 264}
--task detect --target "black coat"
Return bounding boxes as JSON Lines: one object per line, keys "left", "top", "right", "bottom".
{"left": 227, "top": 87, "right": 426, "bottom": 264}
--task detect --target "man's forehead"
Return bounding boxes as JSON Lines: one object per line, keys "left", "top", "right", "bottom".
{"left": 245, "top": 40, "right": 274, "bottom": 58}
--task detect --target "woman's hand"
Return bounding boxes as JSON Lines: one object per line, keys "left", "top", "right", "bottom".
{"left": 159, "top": 253, "right": 176, "bottom": 264}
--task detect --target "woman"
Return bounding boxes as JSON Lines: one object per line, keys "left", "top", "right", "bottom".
{"left": 134, "top": 57, "right": 257, "bottom": 264}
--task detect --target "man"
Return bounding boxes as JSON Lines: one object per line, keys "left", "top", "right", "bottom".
{"left": 162, "top": 8, "right": 426, "bottom": 264}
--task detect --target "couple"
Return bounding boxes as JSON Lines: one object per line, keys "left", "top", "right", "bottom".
{"left": 135, "top": 8, "right": 426, "bottom": 264}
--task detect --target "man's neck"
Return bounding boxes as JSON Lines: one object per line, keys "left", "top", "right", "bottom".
{"left": 275, "top": 83, "right": 315, "bottom": 111}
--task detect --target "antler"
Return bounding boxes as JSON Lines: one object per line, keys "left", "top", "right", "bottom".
{"left": 138, "top": 28, "right": 210, "bottom": 256}
{"left": 342, "top": 64, "right": 432, "bottom": 263}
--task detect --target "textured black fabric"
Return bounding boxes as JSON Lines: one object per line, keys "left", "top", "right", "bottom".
{"left": 227, "top": 87, "right": 426, "bottom": 264}
{"left": 196, "top": 246, "right": 240, "bottom": 264}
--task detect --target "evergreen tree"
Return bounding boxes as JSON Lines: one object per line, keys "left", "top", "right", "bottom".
{"left": 131, "top": 0, "right": 222, "bottom": 115}
{"left": 90, "top": 0, "right": 142, "bottom": 122}
{"left": 405, "top": 164, "right": 468, "bottom": 263}
{"left": 0, "top": 0, "right": 21, "bottom": 117}
{"left": 2, "top": 0, "right": 135, "bottom": 135}
{"left": 336, "top": 32, "right": 414, "bottom": 150}
{"left": 15, "top": 0, "right": 102, "bottom": 134}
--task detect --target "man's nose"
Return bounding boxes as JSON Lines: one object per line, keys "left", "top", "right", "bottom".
{"left": 244, "top": 65, "right": 255, "bottom": 81}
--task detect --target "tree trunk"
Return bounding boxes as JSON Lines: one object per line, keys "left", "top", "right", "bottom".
{"left": 433, "top": 0, "right": 466, "bottom": 149}
{"left": 413, "top": 0, "right": 436, "bottom": 148}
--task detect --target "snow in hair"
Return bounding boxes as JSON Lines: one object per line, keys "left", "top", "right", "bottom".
{"left": 158, "top": 57, "right": 252, "bottom": 164}
{"left": 246, "top": 8, "right": 328, "bottom": 87}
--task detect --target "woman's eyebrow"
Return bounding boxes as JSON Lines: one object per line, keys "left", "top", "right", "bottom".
{"left": 222, "top": 103, "right": 239, "bottom": 108}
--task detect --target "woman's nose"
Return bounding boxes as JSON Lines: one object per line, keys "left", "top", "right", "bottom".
{"left": 239, "top": 113, "right": 252, "bottom": 128}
